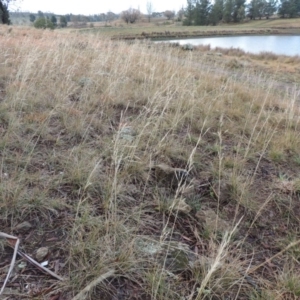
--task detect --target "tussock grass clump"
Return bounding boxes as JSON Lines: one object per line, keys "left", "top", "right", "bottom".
{"left": 1, "top": 26, "right": 300, "bottom": 299}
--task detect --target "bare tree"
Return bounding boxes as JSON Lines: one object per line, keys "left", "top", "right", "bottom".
{"left": 121, "top": 8, "right": 141, "bottom": 24}
{"left": 70, "top": 15, "right": 79, "bottom": 27}
{"left": 106, "top": 11, "right": 116, "bottom": 23}
{"left": 177, "top": 7, "right": 185, "bottom": 21}
{"left": 99, "top": 13, "right": 106, "bottom": 22}
{"left": 164, "top": 10, "right": 175, "bottom": 20}
{"left": 121, "top": 10, "right": 131, "bottom": 24}
{"left": 146, "top": 1, "right": 153, "bottom": 22}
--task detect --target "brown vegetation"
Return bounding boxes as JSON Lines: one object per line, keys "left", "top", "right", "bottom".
{"left": 110, "top": 28, "right": 284, "bottom": 40}
{"left": 0, "top": 25, "right": 300, "bottom": 299}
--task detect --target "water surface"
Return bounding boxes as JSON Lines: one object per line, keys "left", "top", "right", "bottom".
{"left": 163, "top": 35, "right": 300, "bottom": 56}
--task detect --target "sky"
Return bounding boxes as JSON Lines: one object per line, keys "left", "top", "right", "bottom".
{"left": 16, "top": 0, "right": 187, "bottom": 15}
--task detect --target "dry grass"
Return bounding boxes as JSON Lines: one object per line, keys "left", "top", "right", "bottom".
{"left": 1, "top": 25, "right": 300, "bottom": 299}
{"left": 188, "top": 45, "right": 300, "bottom": 86}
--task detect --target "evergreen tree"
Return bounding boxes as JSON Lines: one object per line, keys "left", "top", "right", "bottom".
{"left": 233, "top": 0, "right": 246, "bottom": 21}
{"left": 194, "top": 0, "right": 211, "bottom": 25}
{"left": 65, "top": 14, "right": 71, "bottom": 22}
{"left": 51, "top": 15, "right": 57, "bottom": 27}
{"left": 258, "top": 0, "right": 267, "bottom": 19}
{"left": 264, "top": 0, "right": 277, "bottom": 18}
{"left": 278, "top": 0, "right": 300, "bottom": 17}
{"left": 223, "top": 0, "right": 234, "bottom": 22}
{"left": 248, "top": 0, "right": 277, "bottom": 19}
{"left": 295, "top": 0, "right": 300, "bottom": 15}
{"left": 210, "top": 0, "right": 224, "bottom": 24}
{"left": 59, "top": 15, "right": 68, "bottom": 27}
{"left": 0, "top": 0, "right": 11, "bottom": 24}
{"left": 237, "top": 5, "right": 246, "bottom": 20}
{"left": 37, "top": 10, "right": 44, "bottom": 18}
{"left": 247, "top": 0, "right": 259, "bottom": 19}
{"left": 249, "top": 0, "right": 262, "bottom": 19}
{"left": 29, "top": 13, "right": 36, "bottom": 22}
{"left": 183, "top": 0, "right": 195, "bottom": 25}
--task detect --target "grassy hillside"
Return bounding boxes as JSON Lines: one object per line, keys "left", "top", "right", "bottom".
{"left": 0, "top": 26, "right": 300, "bottom": 299}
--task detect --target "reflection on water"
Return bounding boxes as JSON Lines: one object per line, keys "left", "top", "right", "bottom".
{"left": 162, "top": 35, "right": 300, "bottom": 56}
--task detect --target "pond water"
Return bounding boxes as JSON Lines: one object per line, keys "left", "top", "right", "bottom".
{"left": 161, "top": 35, "right": 300, "bottom": 56}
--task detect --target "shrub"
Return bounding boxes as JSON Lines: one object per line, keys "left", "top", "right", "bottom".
{"left": 59, "top": 16, "right": 68, "bottom": 28}
{"left": 34, "top": 17, "right": 54, "bottom": 29}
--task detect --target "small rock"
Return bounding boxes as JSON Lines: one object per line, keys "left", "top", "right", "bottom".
{"left": 151, "top": 163, "right": 189, "bottom": 187}
{"left": 36, "top": 247, "right": 49, "bottom": 262}
{"left": 165, "top": 247, "right": 190, "bottom": 272}
{"left": 165, "top": 242, "right": 196, "bottom": 272}
{"left": 136, "top": 239, "right": 195, "bottom": 273}
{"left": 136, "top": 239, "right": 162, "bottom": 255}
{"left": 182, "top": 43, "right": 194, "bottom": 51}
{"left": 14, "top": 221, "right": 32, "bottom": 232}
{"left": 196, "top": 208, "right": 231, "bottom": 234}
{"left": 119, "top": 126, "right": 136, "bottom": 142}
{"left": 78, "top": 77, "right": 93, "bottom": 87}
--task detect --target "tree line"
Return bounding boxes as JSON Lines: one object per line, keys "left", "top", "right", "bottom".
{"left": 30, "top": 11, "right": 120, "bottom": 28}
{"left": 2, "top": 0, "right": 299, "bottom": 28}
{"left": 28, "top": 11, "right": 67, "bottom": 29}
{"left": 183, "top": 0, "right": 300, "bottom": 25}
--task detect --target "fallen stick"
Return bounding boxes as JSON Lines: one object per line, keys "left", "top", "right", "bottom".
{"left": 0, "top": 231, "right": 64, "bottom": 297}
{"left": 72, "top": 269, "right": 115, "bottom": 300}
{"left": 0, "top": 232, "right": 20, "bottom": 297}
{"left": 16, "top": 250, "right": 65, "bottom": 281}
